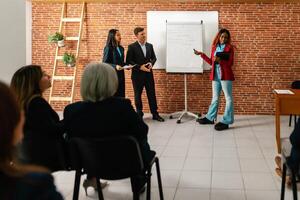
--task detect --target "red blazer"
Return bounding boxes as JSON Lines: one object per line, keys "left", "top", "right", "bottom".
{"left": 201, "top": 44, "right": 235, "bottom": 81}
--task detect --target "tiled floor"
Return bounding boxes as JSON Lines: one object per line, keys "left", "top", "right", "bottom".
{"left": 53, "top": 115, "right": 298, "bottom": 200}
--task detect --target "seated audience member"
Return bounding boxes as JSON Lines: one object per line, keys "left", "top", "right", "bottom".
{"left": 64, "top": 62, "right": 155, "bottom": 193}
{"left": 10, "top": 65, "right": 66, "bottom": 172}
{"left": 0, "top": 81, "right": 63, "bottom": 200}
{"left": 275, "top": 118, "right": 300, "bottom": 187}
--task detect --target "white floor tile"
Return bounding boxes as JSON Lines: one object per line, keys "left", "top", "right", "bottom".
{"left": 190, "top": 136, "right": 213, "bottom": 147}
{"left": 147, "top": 187, "right": 176, "bottom": 200}
{"left": 179, "top": 171, "right": 211, "bottom": 188}
{"left": 162, "top": 146, "right": 188, "bottom": 157}
{"left": 174, "top": 188, "right": 210, "bottom": 200}
{"left": 187, "top": 146, "right": 212, "bottom": 158}
{"left": 167, "top": 138, "right": 191, "bottom": 146}
{"left": 237, "top": 147, "right": 264, "bottom": 158}
{"left": 214, "top": 138, "right": 236, "bottom": 148}
{"left": 183, "top": 157, "right": 212, "bottom": 171}
{"left": 213, "top": 147, "right": 238, "bottom": 158}
{"left": 152, "top": 170, "right": 181, "bottom": 187}
{"left": 236, "top": 138, "right": 259, "bottom": 148}
{"left": 258, "top": 138, "right": 277, "bottom": 149}
{"left": 211, "top": 189, "right": 246, "bottom": 200}
{"left": 160, "top": 156, "right": 185, "bottom": 170}
{"left": 211, "top": 172, "right": 244, "bottom": 189}
{"left": 243, "top": 172, "right": 277, "bottom": 190}
{"left": 213, "top": 158, "right": 240, "bottom": 172}
{"left": 240, "top": 158, "right": 270, "bottom": 172}
{"left": 245, "top": 190, "right": 280, "bottom": 200}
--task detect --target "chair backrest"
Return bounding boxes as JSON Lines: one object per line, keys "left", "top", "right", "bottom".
{"left": 69, "top": 136, "right": 145, "bottom": 180}
{"left": 291, "top": 80, "right": 300, "bottom": 89}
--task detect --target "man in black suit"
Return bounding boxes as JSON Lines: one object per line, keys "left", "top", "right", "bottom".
{"left": 126, "top": 27, "right": 164, "bottom": 122}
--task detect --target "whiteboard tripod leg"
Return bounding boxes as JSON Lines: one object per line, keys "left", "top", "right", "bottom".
{"left": 169, "top": 74, "right": 199, "bottom": 124}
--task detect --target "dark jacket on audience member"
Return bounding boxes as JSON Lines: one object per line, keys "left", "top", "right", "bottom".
{"left": 288, "top": 118, "right": 300, "bottom": 171}
{"left": 21, "top": 96, "right": 66, "bottom": 171}
{"left": 102, "top": 45, "right": 126, "bottom": 97}
{"left": 64, "top": 97, "right": 154, "bottom": 164}
{"left": 0, "top": 171, "right": 63, "bottom": 200}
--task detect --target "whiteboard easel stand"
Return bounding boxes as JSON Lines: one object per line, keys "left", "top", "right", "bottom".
{"left": 169, "top": 74, "right": 200, "bottom": 123}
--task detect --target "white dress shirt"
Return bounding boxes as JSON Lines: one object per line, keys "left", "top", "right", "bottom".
{"left": 138, "top": 42, "right": 146, "bottom": 57}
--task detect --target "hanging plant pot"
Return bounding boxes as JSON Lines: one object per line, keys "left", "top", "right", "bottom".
{"left": 48, "top": 32, "right": 64, "bottom": 46}
{"left": 57, "top": 39, "right": 65, "bottom": 47}
{"left": 67, "top": 62, "right": 76, "bottom": 67}
{"left": 63, "top": 52, "right": 76, "bottom": 67}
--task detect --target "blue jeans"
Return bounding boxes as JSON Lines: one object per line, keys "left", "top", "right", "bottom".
{"left": 206, "top": 66, "right": 234, "bottom": 124}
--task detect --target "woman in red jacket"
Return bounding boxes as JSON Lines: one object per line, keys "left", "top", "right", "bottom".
{"left": 194, "top": 28, "right": 235, "bottom": 131}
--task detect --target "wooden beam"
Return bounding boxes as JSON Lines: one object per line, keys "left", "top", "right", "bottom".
{"left": 31, "top": 0, "right": 300, "bottom": 4}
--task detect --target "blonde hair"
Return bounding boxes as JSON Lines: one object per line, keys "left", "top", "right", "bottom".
{"left": 10, "top": 65, "right": 43, "bottom": 110}
{"left": 81, "top": 62, "right": 118, "bottom": 102}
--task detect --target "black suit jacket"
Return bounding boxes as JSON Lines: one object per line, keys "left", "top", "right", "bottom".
{"left": 22, "top": 96, "right": 66, "bottom": 171}
{"left": 24, "top": 96, "right": 65, "bottom": 139}
{"left": 102, "top": 45, "right": 125, "bottom": 68}
{"left": 126, "top": 41, "right": 157, "bottom": 79}
{"left": 64, "top": 97, "right": 154, "bottom": 164}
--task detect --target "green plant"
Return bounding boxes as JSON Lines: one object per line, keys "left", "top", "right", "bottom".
{"left": 63, "top": 53, "right": 76, "bottom": 66}
{"left": 48, "top": 32, "right": 64, "bottom": 43}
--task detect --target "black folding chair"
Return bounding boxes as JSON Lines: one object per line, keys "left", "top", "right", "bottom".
{"left": 69, "top": 136, "right": 164, "bottom": 200}
{"left": 289, "top": 81, "right": 300, "bottom": 127}
{"left": 280, "top": 157, "right": 299, "bottom": 200}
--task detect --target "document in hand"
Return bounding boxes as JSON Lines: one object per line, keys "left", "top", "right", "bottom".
{"left": 123, "top": 64, "right": 136, "bottom": 69}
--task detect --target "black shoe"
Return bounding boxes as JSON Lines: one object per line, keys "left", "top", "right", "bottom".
{"left": 197, "top": 117, "right": 214, "bottom": 124}
{"left": 152, "top": 114, "right": 165, "bottom": 122}
{"left": 214, "top": 122, "right": 229, "bottom": 131}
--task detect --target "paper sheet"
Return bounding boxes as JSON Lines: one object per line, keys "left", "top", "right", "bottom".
{"left": 123, "top": 64, "right": 136, "bottom": 69}
{"left": 274, "top": 89, "right": 294, "bottom": 94}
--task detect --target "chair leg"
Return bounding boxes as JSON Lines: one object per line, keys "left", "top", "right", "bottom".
{"left": 281, "top": 163, "right": 287, "bottom": 200}
{"left": 155, "top": 158, "right": 164, "bottom": 200}
{"left": 96, "top": 179, "right": 104, "bottom": 200}
{"left": 133, "top": 192, "right": 139, "bottom": 200}
{"left": 146, "top": 169, "right": 152, "bottom": 200}
{"left": 289, "top": 115, "right": 292, "bottom": 127}
{"left": 291, "top": 168, "right": 298, "bottom": 200}
{"left": 72, "top": 170, "right": 81, "bottom": 200}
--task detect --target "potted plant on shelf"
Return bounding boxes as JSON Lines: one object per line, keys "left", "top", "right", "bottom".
{"left": 63, "top": 53, "right": 76, "bottom": 67}
{"left": 48, "top": 32, "right": 65, "bottom": 47}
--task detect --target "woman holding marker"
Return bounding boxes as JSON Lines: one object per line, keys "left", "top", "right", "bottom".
{"left": 103, "top": 29, "right": 132, "bottom": 97}
{"left": 194, "top": 28, "right": 235, "bottom": 131}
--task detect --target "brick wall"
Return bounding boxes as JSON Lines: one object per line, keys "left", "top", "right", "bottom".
{"left": 32, "top": 2, "right": 300, "bottom": 114}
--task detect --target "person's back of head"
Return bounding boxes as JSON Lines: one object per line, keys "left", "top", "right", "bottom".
{"left": 0, "top": 82, "right": 22, "bottom": 171}
{"left": 0, "top": 81, "right": 62, "bottom": 200}
{"left": 81, "top": 62, "right": 118, "bottom": 102}
{"left": 10, "top": 65, "right": 43, "bottom": 110}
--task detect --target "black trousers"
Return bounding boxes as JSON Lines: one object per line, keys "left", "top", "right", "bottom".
{"left": 132, "top": 73, "right": 158, "bottom": 115}
{"left": 115, "top": 71, "right": 125, "bottom": 98}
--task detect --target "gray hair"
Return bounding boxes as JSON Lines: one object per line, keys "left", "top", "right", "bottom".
{"left": 80, "top": 62, "right": 118, "bottom": 102}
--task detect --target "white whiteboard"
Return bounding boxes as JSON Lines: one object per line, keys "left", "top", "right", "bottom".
{"left": 166, "top": 21, "right": 203, "bottom": 73}
{"left": 147, "top": 11, "right": 218, "bottom": 70}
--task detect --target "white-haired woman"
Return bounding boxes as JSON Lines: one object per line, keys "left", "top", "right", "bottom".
{"left": 64, "top": 63, "right": 154, "bottom": 195}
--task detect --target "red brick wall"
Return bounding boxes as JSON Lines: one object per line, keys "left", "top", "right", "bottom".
{"left": 32, "top": 2, "right": 300, "bottom": 114}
